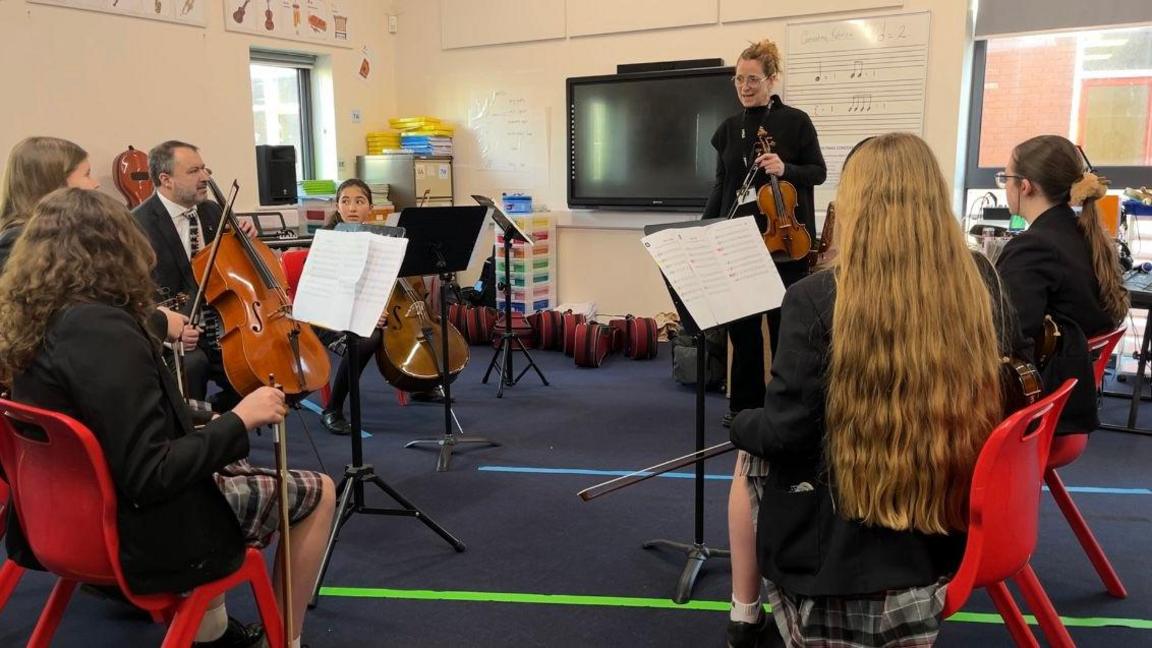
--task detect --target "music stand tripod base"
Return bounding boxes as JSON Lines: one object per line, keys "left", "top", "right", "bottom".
{"left": 311, "top": 329, "right": 465, "bottom": 609}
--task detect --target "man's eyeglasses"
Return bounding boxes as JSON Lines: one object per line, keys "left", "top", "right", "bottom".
{"left": 995, "top": 172, "right": 1024, "bottom": 189}
{"left": 732, "top": 75, "right": 766, "bottom": 87}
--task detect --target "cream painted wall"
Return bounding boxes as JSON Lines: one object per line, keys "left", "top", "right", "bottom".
{"left": 0, "top": 0, "right": 398, "bottom": 212}
{"left": 392, "top": 0, "right": 974, "bottom": 317}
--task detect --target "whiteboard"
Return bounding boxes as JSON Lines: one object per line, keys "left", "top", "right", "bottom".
{"left": 720, "top": 0, "right": 903, "bottom": 23}
{"left": 785, "top": 11, "right": 931, "bottom": 208}
{"left": 441, "top": 0, "right": 565, "bottom": 49}
{"left": 567, "top": 1, "right": 717, "bottom": 38}
{"left": 28, "top": 0, "right": 207, "bottom": 27}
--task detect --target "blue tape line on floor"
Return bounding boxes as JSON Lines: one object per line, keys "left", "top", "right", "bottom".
{"left": 477, "top": 465, "right": 1151, "bottom": 494}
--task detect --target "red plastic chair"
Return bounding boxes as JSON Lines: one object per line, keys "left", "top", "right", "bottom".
{"left": 943, "top": 379, "right": 1076, "bottom": 648}
{"left": 0, "top": 476, "right": 25, "bottom": 612}
{"left": 0, "top": 398, "right": 284, "bottom": 648}
{"left": 1044, "top": 325, "right": 1127, "bottom": 598}
{"left": 280, "top": 249, "right": 332, "bottom": 408}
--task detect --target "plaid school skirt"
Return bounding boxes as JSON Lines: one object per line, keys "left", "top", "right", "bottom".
{"left": 214, "top": 459, "right": 325, "bottom": 548}
{"left": 765, "top": 578, "right": 948, "bottom": 648}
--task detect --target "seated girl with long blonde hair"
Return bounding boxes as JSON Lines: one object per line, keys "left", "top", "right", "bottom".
{"left": 731, "top": 133, "right": 1022, "bottom": 646}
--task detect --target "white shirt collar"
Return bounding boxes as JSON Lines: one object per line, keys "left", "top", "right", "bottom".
{"left": 157, "top": 191, "right": 197, "bottom": 222}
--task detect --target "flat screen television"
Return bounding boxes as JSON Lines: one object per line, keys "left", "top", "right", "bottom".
{"left": 567, "top": 66, "right": 740, "bottom": 210}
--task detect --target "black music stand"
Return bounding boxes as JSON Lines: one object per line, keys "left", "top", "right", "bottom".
{"left": 397, "top": 206, "right": 500, "bottom": 471}
{"left": 639, "top": 219, "right": 730, "bottom": 604}
{"left": 473, "top": 195, "right": 549, "bottom": 397}
{"left": 640, "top": 219, "right": 728, "bottom": 604}
{"left": 309, "top": 225, "right": 465, "bottom": 607}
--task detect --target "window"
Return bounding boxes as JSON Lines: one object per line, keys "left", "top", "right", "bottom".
{"left": 249, "top": 49, "right": 317, "bottom": 181}
{"left": 966, "top": 25, "right": 1152, "bottom": 190}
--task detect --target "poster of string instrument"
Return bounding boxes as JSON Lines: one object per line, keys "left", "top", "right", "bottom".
{"left": 785, "top": 12, "right": 931, "bottom": 208}
{"left": 27, "top": 0, "right": 207, "bottom": 27}
{"left": 224, "top": 0, "right": 352, "bottom": 48}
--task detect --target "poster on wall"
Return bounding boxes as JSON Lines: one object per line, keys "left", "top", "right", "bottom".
{"left": 27, "top": 0, "right": 207, "bottom": 27}
{"left": 224, "top": 0, "right": 353, "bottom": 48}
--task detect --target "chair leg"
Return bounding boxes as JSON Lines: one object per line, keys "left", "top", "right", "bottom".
{"left": 246, "top": 553, "right": 285, "bottom": 648}
{"left": 160, "top": 589, "right": 216, "bottom": 648}
{"left": 27, "top": 578, "right": 78, "bottom": 648}
{"left": 1013, "top": 564, "right": 1076, "bottom": 648}
{"left": 1045, "top": 468, "right": 1128, "bottom": 598}
{"left": 0, "top": 560, "right": 24, "bottom": 611}
{"left": 985, "top": 581, "right": 1040, "bottom": 648}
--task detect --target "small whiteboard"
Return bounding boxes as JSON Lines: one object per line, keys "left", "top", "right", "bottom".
{"left": 785, "top": 12, "right": 931, "bottom": 208}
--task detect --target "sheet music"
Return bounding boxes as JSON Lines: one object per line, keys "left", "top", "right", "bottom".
{"left": 293, "top": 229, "right": 409, "bottom": 337}
{"left": 642, "top": 218, "right": 784, "bottom": 330}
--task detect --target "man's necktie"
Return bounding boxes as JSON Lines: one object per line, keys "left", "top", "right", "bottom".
{"left": 184, "top": 208, "right": 202, "bottom": 257}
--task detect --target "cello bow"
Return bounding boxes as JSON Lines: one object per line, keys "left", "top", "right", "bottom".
{"left": 577, "top": 441, "right": 735, "bottom": 502}
{"left": 269, "top": 375, "right": 293, "bottom": 648}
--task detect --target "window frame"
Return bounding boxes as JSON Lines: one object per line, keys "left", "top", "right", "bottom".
{"left": 249, "top": 50, "right": 316, "bottom": 181}
{"left": 965, "top": 36, "right": 1152, "bottom": 193}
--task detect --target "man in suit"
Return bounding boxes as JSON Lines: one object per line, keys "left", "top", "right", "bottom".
{"left": 133, "top": 140, "right": 258, "bottom": 410}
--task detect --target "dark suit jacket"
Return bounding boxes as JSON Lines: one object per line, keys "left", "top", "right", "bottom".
{"left": 8, "top": 303, "right": 249, "bottom": 594}
{"left": 996, "top": 204, "right": 1115, "bottom": 433}
{"left": 132, "top": 193, "right": 223, "bottom": 303}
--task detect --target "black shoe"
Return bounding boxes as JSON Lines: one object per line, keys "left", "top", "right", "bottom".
{"left": 321, "top": 409, "right": 351, "bottom": 435}
{"left": 409, "top": 387, "right": 453, "bottom": 404}
{"left": 726, "top": 615, "right": 771, "bottom": 648}
{"left": 192, "top": 618, "right": 267, "bottom": 648}
{"left": 722, "top": 411, "right": 735, "bottom": 428}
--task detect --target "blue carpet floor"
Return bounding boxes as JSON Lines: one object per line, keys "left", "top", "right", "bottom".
{"left": 1, "top": 343, "right": 1149, "bottom": 647}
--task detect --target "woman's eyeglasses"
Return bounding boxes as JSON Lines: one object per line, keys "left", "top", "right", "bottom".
{"left": 731, "top": 75, "right": 766, "bottom": 87}
{"left": 995, "top": 172, "right": 1024, "bottom": 189}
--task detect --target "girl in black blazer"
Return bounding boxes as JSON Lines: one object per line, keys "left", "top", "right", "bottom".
{"left": 995, "top": 135, "right": 1128, "bottom": 433}
{"left": 0, "top": 189, "right": 334, "bottom": 648}
{"left": 730, "top": 134, "right": 1015, "bottom": 645}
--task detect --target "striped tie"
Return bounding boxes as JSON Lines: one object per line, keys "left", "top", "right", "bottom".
{"left": 184, "top": 209, "right": 202, "bottom": 257}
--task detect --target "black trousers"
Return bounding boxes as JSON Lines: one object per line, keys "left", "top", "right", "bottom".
{"left": 327, "top": 328, "right": 384, "bottom": 413}
{"left": 182, "top": 345, "right": 241, "bottom": 410}
{"left": 728, "top": 261, "right": 810, "bottom": 414}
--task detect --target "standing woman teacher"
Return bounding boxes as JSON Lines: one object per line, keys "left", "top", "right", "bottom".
{"left": 701, "top": 39, "right": 826, "bottom": 647}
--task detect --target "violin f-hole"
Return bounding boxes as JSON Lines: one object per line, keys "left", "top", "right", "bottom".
{"left": 249, "top": 300, "right": 264, "bottom": 333}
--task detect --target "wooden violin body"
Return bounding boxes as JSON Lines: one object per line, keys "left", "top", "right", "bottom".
{"left": 809, "top": 201, "right": 836, "bottom": 269}
{"left": 753, "top": 128, "right": 811, "bottom": 261}
{"left": 192, "top": 180, "right": 330, "bottom": 397}
{"left": 113, "top": 146, "right": 153, "bottom": 209}
{"left": 376, "top": 279, "right": 469, "bottom": 393}
{"left": 1002, "top": 356, "right": 1042, "bottom": 415}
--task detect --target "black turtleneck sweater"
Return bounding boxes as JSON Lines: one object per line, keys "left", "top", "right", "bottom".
{"left": 702, "top": 97, "right": 826, "bottom": 267}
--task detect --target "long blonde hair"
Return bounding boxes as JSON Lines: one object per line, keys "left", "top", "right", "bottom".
{"left": 0, "top": 136, "right": 89, "bottom": 233}
{"left": 0, "top": 189, "right": 157, "bottom": 385}
{"left": 826, "top": 133, "right": 1003, "bottom": 535}
{"left": 1011, "top": 135, "right": 1128, "bottom": 324}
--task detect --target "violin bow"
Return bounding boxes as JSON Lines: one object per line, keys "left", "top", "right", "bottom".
{"left": 577, "top": 441, "right": 735, "bottom": 501}
{"left": 269, "top": 374, "right": 293, "bottom": 648}
{"left": 189, "top": 179, "right": 241, "bottom": 326}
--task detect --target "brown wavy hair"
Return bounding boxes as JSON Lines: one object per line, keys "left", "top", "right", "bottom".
{"left": 0, "top": 188, "right": 157, "bottom": 384}
{"left": 827, "top": 133, "right": 1003, "bottom": 534}
{"left": 0, "top": 136, "right": 88, "bottom": 233}
{"left": 1011, "top": 135, "right": 1128, "bottom": 323}
{"left": 739, "top": 39, "right": 783, "bottom": 77}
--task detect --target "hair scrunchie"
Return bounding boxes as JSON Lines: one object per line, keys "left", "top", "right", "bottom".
{"left": 1070, "top": 172, "right": 1108, "bottom": 206}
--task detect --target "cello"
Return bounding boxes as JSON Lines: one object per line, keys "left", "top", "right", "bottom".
{"left": 754, "top": 127, "right": 811, "bottom": 261}
{"left": 112, "top": 145, "right": 154, "bottom": 209}
{"left": 376, "top": 278, "right": 469, "bottom": 392}
{"left": 189, "top": 178, "right": 330, "bottom": 397}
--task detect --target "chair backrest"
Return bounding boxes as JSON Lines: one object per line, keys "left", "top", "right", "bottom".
{"left": 1087, "top": 326, "right": 1125, "bottom": 388}
{"left": 0, "top": 476, "right": 8, "bottom": 539}
{"left": 0, "top": 399, "right": 121, "bottom": 586}
{"left": 280, "top": 248, "right": 309, "bottom": 300}
{"left": 944, "top": 379, "right": 1076, "bottom": 615}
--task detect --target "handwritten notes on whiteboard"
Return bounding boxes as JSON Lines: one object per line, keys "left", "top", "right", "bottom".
{"left": 785, "top": 12, "right": 931, "bottom": 205}
{"left": 466, "top": 90, "right": 548, "bottom": 182}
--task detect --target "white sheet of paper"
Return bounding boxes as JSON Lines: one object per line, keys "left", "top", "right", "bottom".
{"left": 641, "top": 218, "right": 784, "bottom": 330}
{"left": 292, "top": 229, "right": 409, "bottom": 337}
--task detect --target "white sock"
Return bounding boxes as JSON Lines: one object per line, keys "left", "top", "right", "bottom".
{"left": 290, "top": 637, "right": 302, "bottom": 648}
{"left": 730, "top": 595, "right": 763, "bottom": 624}
{"left": 194, "top": 601, "right": 229, "bottom": 642}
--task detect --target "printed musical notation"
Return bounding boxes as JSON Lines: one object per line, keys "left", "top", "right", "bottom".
{"left": 786, "top": 13, "right": 930, "bottom": 142}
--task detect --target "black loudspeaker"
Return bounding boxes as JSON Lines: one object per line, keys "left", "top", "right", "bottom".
{"left": 616, "top": 58, "right": 725, "bottom": 74}
{"left": 255, "top": 145, "right": 298, "bottom": 205}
